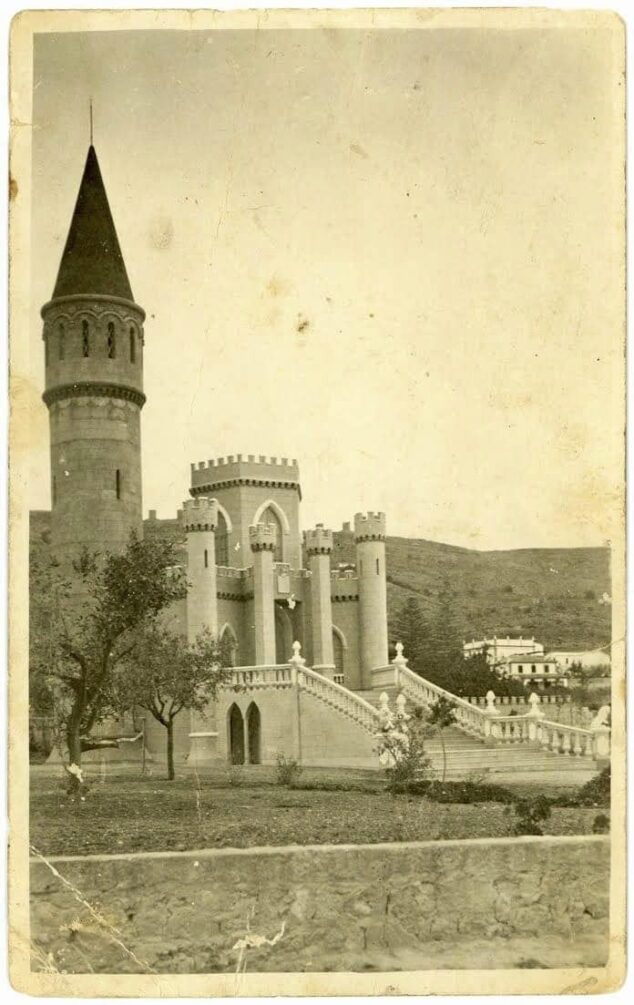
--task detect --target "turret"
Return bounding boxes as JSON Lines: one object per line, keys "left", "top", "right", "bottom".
{"left": 304, "top": 524, "right": 335, "bottom": 677}
{"left": 249, "top": 523, "right": 277, "bottom": 665}
{"left": 183, "top": 497, "right": 218, "bottom": 640}
{"left": 41, "top": 145, "right": 145, "bottom": 562}
{"left": 354, "top": 512, "right": 388, "bottom": 686}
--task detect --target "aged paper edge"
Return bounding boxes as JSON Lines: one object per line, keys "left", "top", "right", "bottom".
{"left": 7, "top": 6, "right": 627, "bottom": 997}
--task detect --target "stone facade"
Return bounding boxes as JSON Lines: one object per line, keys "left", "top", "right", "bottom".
{"left": 30, "top": 835, "right": 610, "bottom": 973}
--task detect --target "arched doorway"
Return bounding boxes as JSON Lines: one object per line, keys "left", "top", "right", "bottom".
{"left": 246, "top": 703, "right": 261, "bottom": 764}
{"left": 275, "top": 603, "right": 294, "bottom": 664}
{"left": 333, "top": 628, "right": 345, "bottom": 683}
{"left": 228, "top": 704, "right": 245, "bottom": 765}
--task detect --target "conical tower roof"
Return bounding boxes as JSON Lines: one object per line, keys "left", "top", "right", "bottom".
{"left": 52, "top": 145, "right": 134, "bottom": 302}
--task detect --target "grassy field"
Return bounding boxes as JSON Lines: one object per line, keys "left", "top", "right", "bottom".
{"left": 30, "top": 765, "right": 603, "bottom": 857}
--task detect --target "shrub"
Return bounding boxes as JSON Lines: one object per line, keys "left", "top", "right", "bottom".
{"left": 509, "top": 795, "right": 552, "bottom": 835}
{"left": 275, "top": 753, "right": 302, "bottom": 787}
{"left": 592, "top": 813, "right": 610, "bottom": 834}
{"left": 575, "top": 765, "right": 610, "bottom": 807}
{"left": 381, "top": 704, "right": 432, "bottom": 795}
{"left": 389, "top": 779, "right": 516, "bottom": 804}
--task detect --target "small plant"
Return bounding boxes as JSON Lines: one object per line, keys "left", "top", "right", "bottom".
{"left": 275, "top": 753, "right": 302, "bottom": 787}
{"left": 509, "top": 795, "right": 552, "bottom": 836}
{"left": 227, "top": 766, "right": 243, "bottom": 787}
{"left": 592, "top": 813, "right": 610, "bottom": 834}
{"left": 377, "top": 702, "right": 431, "bottom": 795}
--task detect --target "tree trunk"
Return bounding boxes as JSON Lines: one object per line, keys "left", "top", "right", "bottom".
{"left": 166, "top": 718, "right": 175, "bottom": 781}
{"left": 66, "top": 714, "right": 84, "bottom": 796}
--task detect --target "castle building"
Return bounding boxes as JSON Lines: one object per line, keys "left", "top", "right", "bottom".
{"left": 39, "top": 144, "right": 391, "bottom": 768}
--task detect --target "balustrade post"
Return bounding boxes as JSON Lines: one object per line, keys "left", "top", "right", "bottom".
{"left": 526, "top": 691, "right": 545, "bottom": 742}
{"left": 392, "top": 641, "right": 408, "bottom": 690}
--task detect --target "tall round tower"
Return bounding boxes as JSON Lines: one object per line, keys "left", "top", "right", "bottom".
{"left": 41, "top": 145, "right": 145, "bottom": 562}
{"left": 354, "top": 512, "right": 388, "bottom": 687}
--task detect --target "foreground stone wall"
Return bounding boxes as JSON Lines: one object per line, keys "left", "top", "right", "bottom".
{"left": 30, "top": 835, "right": 609, "bottom": 974}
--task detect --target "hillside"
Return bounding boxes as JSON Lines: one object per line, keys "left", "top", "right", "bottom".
{"left": 30, "top": 511, "right": 611, "bottom": 653}
{"left": 332, "top": 530, "right": 611, "bottom": 652}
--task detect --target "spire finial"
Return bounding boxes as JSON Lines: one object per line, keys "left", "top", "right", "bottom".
{"left": 89, "top": 98, "right": 93, "bottom": 145}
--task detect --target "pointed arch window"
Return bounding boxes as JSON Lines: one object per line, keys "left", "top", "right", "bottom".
{"left": 261, "top": 506, "right": 283, "bottom": 562}
{"left": 216, "top": 510, "right": 229, "bottom": 566}
{"left": 129, "top": 328, "right": 136, "bottom": 363}
{"left": 107, "top": 322, "right": 116, "bottom": 359}
{"left": 58, "top": 323, "right": 65, "bottom": 360}
{"left": 82, "top": 320, "right": 90, "bottom": 357}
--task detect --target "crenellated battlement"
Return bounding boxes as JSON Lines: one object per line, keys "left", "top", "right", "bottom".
{"left": 354, "top": 511, "right": 386, "bottom": 542}
{"left": 249, "top": 522, "right": 277, "bottom": 552}
{"left": 304, "top": 524, "right": 334, "bottom": 555}
{"left": 182, "top": 497, "right": 217, "bottom": 532}
{"left": 190, "top": 454, "right": 300, "bottom": 496}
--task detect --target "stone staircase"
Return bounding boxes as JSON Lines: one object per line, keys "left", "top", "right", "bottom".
{"left": 354, "top": 689, "right": 598, "bottom": 779}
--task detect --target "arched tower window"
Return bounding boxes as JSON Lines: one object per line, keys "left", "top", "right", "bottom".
{"left": 115, "top": 469, "right": 121, "bottom": 500}
{"left": 220, "top": 624, "right": 238, "bottom": 667}
{"left": 82, "top": 320, "right": 90, "bottom": 357}
{"left": 58, "top": 323, "right": 65, "bottom": 360}
{"left": 216, "top": 510, "right": 229, "bottom": 566}
{"left": 261, "top": 506, "right": 283, "bottom": 562}
{"left": 204, "top": 548, "right": 208, "bottom": 568}
{"left": 129, "top": 328, "right": 136, "bottom": 363}
{"left": 107, "top": 322, "right": 116, "bottom": 359}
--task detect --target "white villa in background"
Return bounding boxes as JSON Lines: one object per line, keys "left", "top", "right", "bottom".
{"left": 499, "top": 653, "right": 566, "bottom": 688}
{"left": 546, "top": 648, "right": 611, "bottom": 671}
{"left": 463, "top": 636, "right": 544, "bottom": 666}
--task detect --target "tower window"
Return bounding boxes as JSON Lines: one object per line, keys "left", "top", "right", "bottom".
{"left": 376, "top": 558, "right": 380, "bottom": 575}
{"left": 115, "top": 469, "right": 121, "bottom": 499}
{"left": 204, "top": 548, "right": 208, "bottom": 568}
{"left": 216, "top": 510, "right": 229, "bottom": 566}
{"left": 58, "top": 323, "right": 65, "bottom": 360}
{"left": 129, "top": 328, "right": 136, "bottom": 363}
{"left": 107, "top": 322, "right": 116, "bottom": 359}
{"left": 82, "top": 320, "right": 90, "bottom": 357}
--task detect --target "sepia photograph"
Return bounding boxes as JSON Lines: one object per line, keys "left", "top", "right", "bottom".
{"left": 8, "top": 6, "right": 626, "bottom": 995}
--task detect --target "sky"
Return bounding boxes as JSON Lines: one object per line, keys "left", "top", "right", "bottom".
{"left": 28, "top": 24, "right": 624, "bottom": 549}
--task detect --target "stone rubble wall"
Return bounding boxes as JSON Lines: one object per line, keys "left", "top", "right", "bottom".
{"left": 30, "top": 834, "right": 609, "bottom": 974}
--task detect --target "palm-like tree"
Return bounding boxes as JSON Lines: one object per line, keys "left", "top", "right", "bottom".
{"left": 428, "top": 696, "right": 457, "bottom": 783}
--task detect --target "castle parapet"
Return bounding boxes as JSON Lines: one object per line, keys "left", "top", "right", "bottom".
{"left": 249, "top": 523, "right": 277, "bottom": 552}
{"left": 304, "top": 524, "right": 333, "bottom": 555}
{"left": 182, "top": 497, "right": 217, "bottom": 533}
{"left": 190, "top": 455, "right": 301, "bottom": 498}
{"left": 354, "top": 511, "right": 386, "bottom": 542}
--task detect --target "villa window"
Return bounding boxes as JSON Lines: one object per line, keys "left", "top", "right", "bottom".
{"left": 82, "top": 320, "right": 90, "bottom": 357}
{"left": 107, "top": 322, "right": 116, "bottom": 359}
